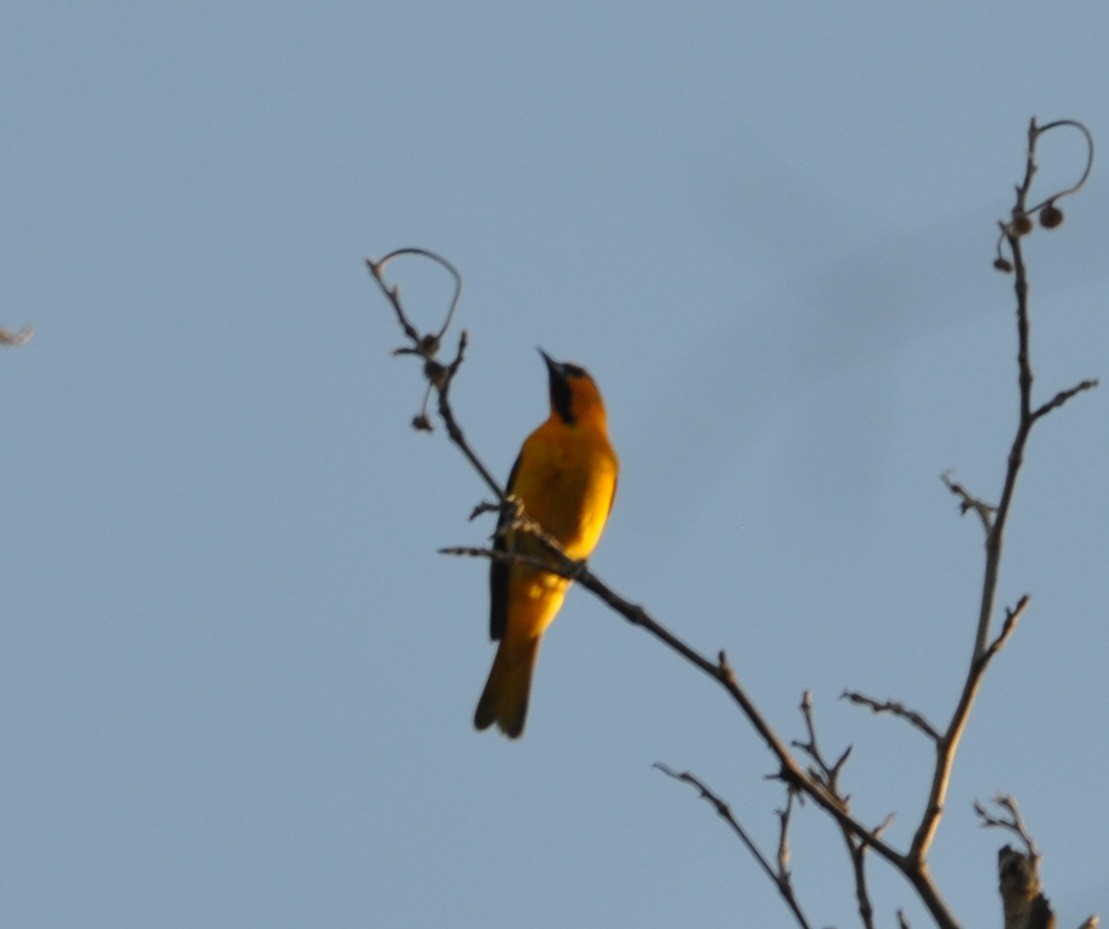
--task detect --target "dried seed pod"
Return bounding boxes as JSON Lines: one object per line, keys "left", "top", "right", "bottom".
{"left": 1039, "top": 202, "right": 1065, "bottom": 229}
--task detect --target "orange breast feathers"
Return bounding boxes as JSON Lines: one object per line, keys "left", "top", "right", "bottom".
{"left": 511, "top": 410, "right": 618, "bottom": 562}
{"left": 473, "top": 351, "right": 618, "bottom": 738}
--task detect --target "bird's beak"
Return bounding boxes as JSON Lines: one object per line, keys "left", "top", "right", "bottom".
{"left": 538, "top": 347, "right": 561, "bottom": 376}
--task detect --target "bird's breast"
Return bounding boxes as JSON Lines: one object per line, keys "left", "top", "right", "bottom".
{"left": 512, "top": 424, "right": 618, "bottom": 561}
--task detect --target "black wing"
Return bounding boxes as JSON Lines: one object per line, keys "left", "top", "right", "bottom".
{"left": 488, "top": 452, "right": 522, "bottom": 641}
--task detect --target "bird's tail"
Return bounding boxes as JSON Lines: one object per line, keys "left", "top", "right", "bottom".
{"left": 473, "top": 635, "right": 541, "bottom": 739}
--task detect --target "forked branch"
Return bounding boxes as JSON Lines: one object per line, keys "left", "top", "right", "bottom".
{"left": 912, "top": 118, "right": 1097, "bottom": 869}
{"left": 654, "top": 763, "right": 814, "bottom": 929}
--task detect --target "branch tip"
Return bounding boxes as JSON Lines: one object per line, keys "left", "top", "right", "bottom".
{"left": 977, "top": 795, "right": 1040, "bottom": 861}
{"left": 841, "top": 690, "right": 941, "bottom": 741}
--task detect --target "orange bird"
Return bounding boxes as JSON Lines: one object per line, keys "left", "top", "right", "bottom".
{"left": 473, "top": 350, "right": 619, "bottom": 738}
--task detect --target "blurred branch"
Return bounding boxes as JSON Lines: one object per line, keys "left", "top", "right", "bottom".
{"left": 0, "top": 325, "right": 34, "bottom": 347}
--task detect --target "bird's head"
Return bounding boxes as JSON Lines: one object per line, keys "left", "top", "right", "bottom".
{"left": 539, "top": 348, "right": 607, "bottom": 426}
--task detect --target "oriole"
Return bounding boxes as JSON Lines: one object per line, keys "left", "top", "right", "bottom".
{"left": 473, "top": 349, "right": 619, "bottom": 738}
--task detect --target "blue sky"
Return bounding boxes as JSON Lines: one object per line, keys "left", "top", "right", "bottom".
{"left": 3, "top": 3, "right": 1107, "bottom": 928}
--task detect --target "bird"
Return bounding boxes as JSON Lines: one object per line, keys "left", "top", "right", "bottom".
{"left": 473, "top": 349, "right": 619, "bottom": 738}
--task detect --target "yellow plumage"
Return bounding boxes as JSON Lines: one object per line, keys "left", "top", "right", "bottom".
{"left": 473, "top": 351, "right": 618, "bottom": 738}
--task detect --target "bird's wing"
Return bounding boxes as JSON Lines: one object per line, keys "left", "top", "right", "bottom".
{"left": 488, "top": 451, "right": 523, "bottom": 641}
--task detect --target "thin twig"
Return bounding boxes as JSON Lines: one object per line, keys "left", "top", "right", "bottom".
{"left": 654, "top": 763, "right": 814, "bottom": 929}
{"left": 366, "top": 247, "right": 461, "bottom": 349}
{"left": 844, "top": 830, "right": 876, "bottom": 929}
{"left": 974, "top": 795, "right": 1040, "bottom": 861}
{"left": 440, "top": 543, "right": 578, "bottom": 578}
{"left": 984, "top": 596, "right": 1030, "bottom": 659}
{"left": 940, "top": 471, "right": 996, "bottom": 535}
{"left": 793, "top": 691, "right": 895, "bottom": 929}
{"left": 1025, "top": 119, "right": 1096, "bottom": 214}
{"left": 841, "top": 691, "right": 941, "bottom": 742}
{"left": 433, "top": 331, "right": 514, "bottom": 504}
{"left": 792, "top": 691, "right": 852, "bottom": 799}
{"left": 1032, "top": 379, "right": 1100, "bottom": 421}
{"left": 775, "top": 789, "right": 797, "bottom": 877}
{"left": 366, "top": 249, "right": 508, "bottom": 503}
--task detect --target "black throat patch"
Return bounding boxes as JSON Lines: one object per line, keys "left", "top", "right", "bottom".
{"left": 549, "top": 368, "right": 576, "bottom": 425}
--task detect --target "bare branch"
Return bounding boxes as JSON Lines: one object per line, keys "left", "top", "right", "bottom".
{"left": 995, "top": 118, "right": 1095, "bottom": 257}
{"left": 366, "top": 247, "right": 461, "bottom": 351}
{"left": 796, "top": 690, "right": 900, "bottom": 929}
{"left": 432, "top": 331, "right": 515, "bottom": 505}
{"left": 775, "top": 789, "right": 797, "bottom": 877}
{"left": 468, "top": 501, "right": 498, "bottom": 521}
{"left": 1031, "top": 379, "right": 1099, "bottom": 422}
{"left": 845, "top": 832, "right": 876, "bottom": 929}
{"left": 366, "top": 250, "right": 507, "bottom": 504}
{"left": 655, "top": 763, "right": 814, "bottom": 929}
{"left": 792, "top": 691, "right": 853, "bottom": 799}
{"left": 984, "top": 596, "right": 1030, "bottom": 659}
{"left": 584, "top": 583, "right": 921, "bottom": 876}
{"left": 841, "top": 690, "right": 940, "bottom": 742}
{"left": 975, "top": 795, "right": 1040, "bottom": 861}
{"left": 794, "top": 693, "right": 899, "bottom": 929}
{"left": 440, "top": 544, "right": 583, "bottom": 583}
{"left": 913, "top": 117, "right": 1095, "bottom": 868}
{"left": 446, "top": 548, "right": 959, "bottom": 924}
{"left": 1024, "top": 119, "right": 1096, "bottom": 214}
{"left": 940, "top": 471, "right": 996, "bottom": 534}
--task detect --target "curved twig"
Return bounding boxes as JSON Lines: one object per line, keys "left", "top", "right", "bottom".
{"left": 367, "top": 247, "right": 462, "bottom": 348}
{"left": 654, "top": 764, "right": 814, "bottom": 929}
{"left": 1025, "top": 119, "right": 1095, "bottom": 213}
